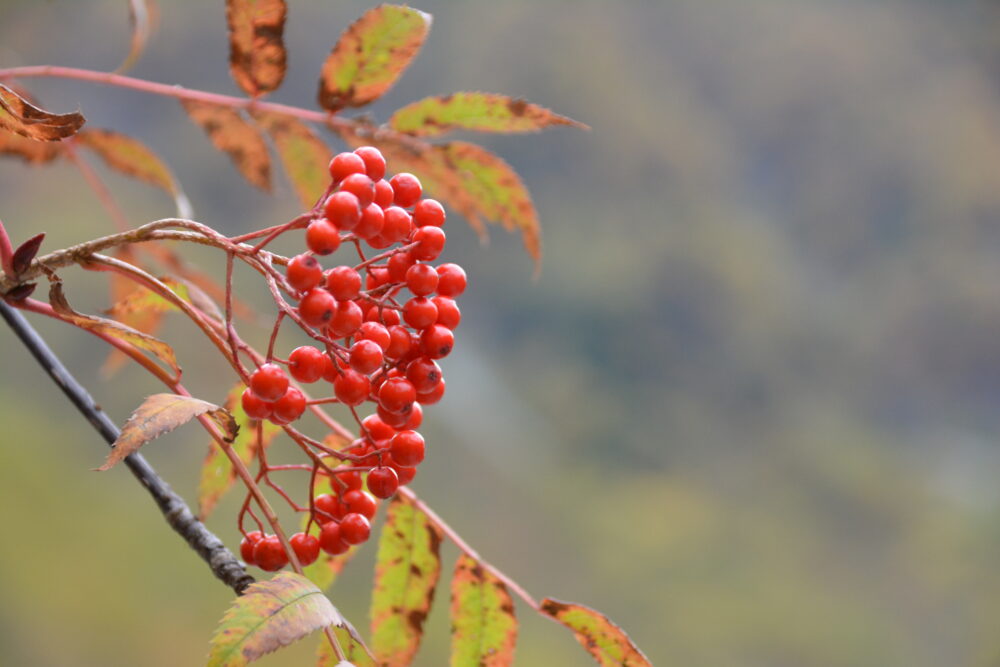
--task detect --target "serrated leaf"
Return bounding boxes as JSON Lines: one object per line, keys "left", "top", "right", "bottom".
{"left": 370, "top": 494, "right": 443, "bottom": 666}
{"left": 538, "top": 598, "right": 652, "bottom": 667}
{"left": 450, "top": 554, "right": 517, "bottom": 666}
{"left": 181, "top": 99, "right": 271, "bottom": 191}
{"left": 0, "top": 84, "right": 85, "bottom": 141}
{"left": 390, "top": 92, "right": 587, "bottom": 137}
{"left": 96, "top": 393, "right": 236, "bottom": 471}
{"left": 227, "top": 0, "right": 288, "bottom": 97}
{"left": 199, "top": 384, "right": 281, "bottom": 520}
{"left": 316, "top": 626, "right": 376, "bottom": 667}
{"left": 49, "top": 279, "right": 181, "bottom": 380}
{"left": 0, "top": 128, "right": 64, "bottom": 163}
{"left": 11, "top": 233, "right": 44, "bottom": 276}
{"left": 252, "top": 111, "right": 332, "bottom": 207}
{"left": 317, "top": 5, "right": 431, "bottom": 111}
{"left": 209, "top": 572, "right": 344, "bottom": 667}
{"left": 117, "top": 0, "right": 155, "bottom": 73}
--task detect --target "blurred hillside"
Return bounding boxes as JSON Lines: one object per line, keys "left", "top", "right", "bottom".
{"left": 5, "top": 0, "right": 1000, "bottom": 665}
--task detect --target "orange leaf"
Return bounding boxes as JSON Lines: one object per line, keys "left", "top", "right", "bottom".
{"left": 252, "top": 111, "right": 332, "bottom": 207}
{"left": 317, "top": 5, "right": 431, "bottom": 111}
{"left": 226, "top": 0, "right": 288, "bottom": 97}
{"left": 0, "top": 84, "right": 85, "bottom": 141}
{"left": 181, "top": 99, "right": 271, "bottom": 191}
{"left": 390, "top": 92, "right": 588, "bottom": 137}
{"left": 538, "top": 598, "right": 652, "bottom": 667}
{"left": 96, "top": 393, "right": 236, "bottom": 471}
{"left": 0, "top": 128, "right": 64, "bottom": 163}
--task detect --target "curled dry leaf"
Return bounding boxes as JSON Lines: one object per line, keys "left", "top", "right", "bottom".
{"left": 181, "top": 100, "right": 271, "bottom": 191}
{"left": 317, "top": 4, "right": 431, "bottom": 111}
{"left": 390, "top": 92, "right": 589, "bottom": 137}
{"left": 96, "top": 393, "right": 236, "bottom": 471}
{"left": 226, "top": 0, "right": 288, "bottom": 97}
{"left": 11, "top": 233, "right": 44, "bottom": 276}
{"left": 450, "top": 554, "right": 518, "bottom": 666}
{"left": 0, "top": 84, "right": 85, "bottom": 141}
{"left": 208, "top": 572, "right": 345, "bottom": 667}
{"left": 0, "top": 129, "right": 64, "bottom": 163}
{"left": 538, "top": 598, "right": 653, "bottom": 667}
{"left": 252, "top": 111, "right": 332, "bottom": 208}
{"left": 117, "top": 0, "right": 156, "bottom": 73}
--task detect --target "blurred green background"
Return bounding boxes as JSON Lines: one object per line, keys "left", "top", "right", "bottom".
{"left": 5, "top": 0, "right": 1000, "bottom": 664}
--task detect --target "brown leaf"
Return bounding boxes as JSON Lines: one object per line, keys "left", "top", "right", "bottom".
{"left": 101, "top": 247, "right": 165, "bottom": 378}
{"left": 226, "top": 0, "right": 288, "bottom": 97}
{"left": 97, "top": 393, "right": 236, "bottom": 471}
{"left": 11, "top": 233, "right": 44, "bottom": 276}
{"left": 0, "top": 129, "right": 64, "bottom": 163}
{"left": 317, "top": 5, "right": 432, "bottom": 111}
{"left": 181, "top": 99, "right": 271, "bottom": 191}
{"left": 0, "top": 84, "right": 85, "bottom": 141}
{"left": 538, "top": 598, "right": 652, "bottom": 667}
{"left": 251, "top": 111, "right": 332, "bottom": 207}
{"left": 117, "top": 0, "right": 157, "bottom": 73}
{"left": 390, "top": 92, "right": 589, "bottom": 137}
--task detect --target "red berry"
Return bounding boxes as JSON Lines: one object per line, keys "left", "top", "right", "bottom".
{"left": 377, "top": 403, "right": 412, "bottom": 428}
{"left": 339, "top": 173, "right": 375, "bottom": 209}
{"left": 436, "top": 263, "right": 466, "bottom": 297}
{"left": 290, "top": 532, "right": 321, "bottom": 566}
{"left": 334, "top": 368, "right": 371, "bottom": 406}
{"left": 333, "top": 468, "right": 363, "bottom": 491}
{"left": 378, "top": 377, "right": 416, "bottom": 413}
{"left": 354, "top": 203, "right": 385, "bottom": 239}
{"left": 405, "top": 357, "right": 442, "bottom": 393}
{"left": 365, "top": 267, "right": 390, "bottom": 290}
{"left": 350, "top": 339, "right": 384, "bottom": 374}
{"left": 389, "top": 460, "right": 418, "bottom": 485}
{"left": 405, "top": 263, "right": 439, "bottom": 296}
{"left": 319, "top": 521, "right": 349, "bottom": 555}
{"left": 413, "top": 198, "right": 446, "bottom": 227}
{"left": 417, "top": 378, "right": 445, "bottom": 405}
{"left": 321, "top": 354, "right": 339, "bottom": 383}
{"left": 390, "top": 430, "right": 425, "bottom": 466}
{"left": 367, "top": 305, "right": 401, "bottom": 326}
{"left": 339, "top": 513, "right": 371, "bottom": 544}
{"left": 421, "top": 324, "right": 454, "bottom": 359}
{"left": 387, "top": 251, "right": 416, "bottom": 283}
{"left": 373, "top": 179, "right": 394, "bottom": 208}
{"left": 314, "top": 493, "right": 343, "bottom": 524}
{"left": 288, "top": 346, "right": 326, "bottom": 383}
{"left": 390, "top": 173, "right": 422, "bottom": 208}
{"left": 241, "top": 388, "right": 274, "bottom": 420}
{"left": 323, "top": 191, "right": 362, "bottom": 231}
{"left": 328, "top": 151, "right": 366, "bottom": 182}
{"left": 250, "top": 363, "right": 289, "bottom": 401}
{"left": 404, "top": 402, "right": 424, "bottom": 430}
{"left": 367, "top": 467, "right": 399, "bottom": 499}
{"left": 240, "top": 530, "right": 263, "bottom": 564}
{"left": 362, "top": 414, "right": 396, "bottom": 442}
{"left": 325, "top": 266, "right": 361, "bottom": 301}
{"left": 403, "top": 297, "right": 438, "bottom": 330}
{"left": 253, "top": 535, "right": 288, "bottom": 571}
{"left": 410, "top": 226, "right": 446, "bottom": 261}
{"left": 272, "top": 386, "right": 306, "bottom": 423}
{"left": 381, "top": 206, "right": 413, "bottom": 245}
{"left": 287, "top": 254, "right": 324, "bottom": 291}
{"left": 433, "top": 296, "right": 461, "bottom": 330}
{"left": 357, "top": 321, "right": 391, "bottom": 351}
{"left": 354, "top": 146, "right": 386, "bottom": 181}
{"left": 343, "top": 489, "right": 378, "bottom": 520}
{"left": 298, "top": 288, "right": 337, "bottom": 328}
{"left": 306, "top": 218, "right": 341, "bottom": 255}
{"left": 327, "top": 299, "right": 363, "bottom": 338}
{"left": 385, "top": 324, "right": 414, "bottom": 361}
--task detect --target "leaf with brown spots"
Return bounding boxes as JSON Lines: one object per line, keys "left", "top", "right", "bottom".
{"left": 538, "top": 599, "right": 652, "bottom": 667}
{"left": 208, "top": 572, "right": 346, "bottom": 667}
{"left": 390, "top": 92, "right": 588, "bottom": 137}
{"left": 370, "top": 494, "right": 444, "bottom": 665}
{"left": 252, "top": 111, "right": 332, "bottom": 207}
{"left": 96, "top": 393, "right": 236, "bottom": 471}
{"left": 317, "top": 5, "right": 432, "bottom": 111}
{"left": 0, "top": 129, "right": 64, "bottom": 163}
{"left": 450, "top": 554, "right": 518, "bottom": 666}
{"left": 181, "top": 99, "right": 271, "bottom": 191}
{"left": 49, "top": 279, "right": 181, "bottom": 380}
{"left": 227, "top": 0, "right": 288, "bottom": 97}
{"left": 0, "top": 84, "right": 85, "bottom": 141}
{"left": 315, "top": 626, "right": 377, "bottom": 667}
{"left": 117, "top": 0, "right": 156, "bottom": 73}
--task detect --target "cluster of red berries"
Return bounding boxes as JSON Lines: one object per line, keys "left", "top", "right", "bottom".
{"left": 239, "top": 146, "right": 465, "bottom": 570}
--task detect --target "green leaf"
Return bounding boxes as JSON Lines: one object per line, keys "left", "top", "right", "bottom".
{"left": 390, "top": 92, "right": 588, "bottom": 137}
{"left": 198, "top": 384, "right": 281, "bottom": 519}
{"left": 104, "top": 276, "right": 189, "bottom": 319}
{"left": 449, "top": 554, "right": 518, "bottom": 666}
{"left": 208, "top": 572, "right": 345, "bottom": 666}
{"left": 226, "top": 0, "right": 288, "bottom": 97}
{"left": 317, "top": 5, "right": 431, "bottom": 111}
{"left": 252, "top": 111, "right": 333, "bottom": 207}
{"left": 315, "top": 626, "right": 376, "bottom": 667}
{"left": 181, "top": 100, "right": 271, "bottom": 191}
{"left": 370, "top": 494, "right": 444, "bottom": 665}
{"left": 538, "top": 598, "right": 652, "bottom": 667}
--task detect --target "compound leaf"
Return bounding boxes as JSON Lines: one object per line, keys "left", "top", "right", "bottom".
{"left": 181, "top": 99, "right": 271, "bottom": 191}
{"left": 538, "top": 598, "right": 652, "bottom": 667}
{"left": 450, "top": 554, "right": 518, "bottom": 666}
{"left": 226, "top": 0, "right": 288, "bottom": 97}
{"left": 0, "top": 84, "right": 85, "bottom": 141}
{"left": 252, "top": 111, "right": 332, "bottom": 207}
{"left": 390, "top": 92, "right": 587, "bottom": 137}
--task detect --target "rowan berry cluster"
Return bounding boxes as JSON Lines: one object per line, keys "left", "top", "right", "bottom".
{"left": 238, "top": 146, "right": 466, "bottom": 571}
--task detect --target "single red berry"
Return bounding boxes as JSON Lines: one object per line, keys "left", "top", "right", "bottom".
{"left": 436, "top": 263, "right": 467, "bottom": 297}
{"left": 325, "top": 266, "right": 361, "bottom": 301}
{"left": 321, "top": 354, "right": 339, "bottom": 383}
{"left": 390, "top": 430, "right": 425, "bottom": 466}
{"left": 272, "top": 387, "right": 307, "bottom": 423}
{"left": 390, "top": 173, "right": 423, "bottom": 208}
{"left": 357, "top": 321, "right": 391, "bottom": 351}
{"left": 314, "top": 493, "right": 343, "bottom": 524}
{"left": 417, "top": 378, "right": 446, "bottom": 405}
{"left": 413, "top": 198, "right": 446, "bottom": 227}
{"left": 350, "top": 339, "right": 384, "bottom": 374}
{"left": 306, "top": 218, "right": 342, "bottom": 255}
{"left": 287, "top": 253, "right": 324, "bottom": 292}
{"left": 367, "top": 467, "right": 399, "bottom": 499}
{"left": 373, "top": 179, "right": 394, "bottom": 208}
{"left": 319, "top": 521, "right": 349, "bottom": 555}
{"left": 354, "top": 146, "right": 386, "bottom": 181}
{"left": 387, "top": 251, "right": 416, "bottom": 283}
{"left": 355, "top": 203, "right": 385, "bottom": 239}
{"left": 367, "top": 305, "right": 401, "bottom": 326}
{"left": 421, "top": 324, "right": 454, "bottom": 359}
{"left": 403, "top": 402, "right": 423, "bottom": 430}
{"left": 241, "top": 388, "right": 274, "bottom": 420}
{"left": 362, "top": 414, "right": 396, "bottom": 442}
{"left": 377, "top": 403, "right": 412, "bottom": 428}
{"left": 250, "top": 363, "right": 289, "bottom": 401}
{"left": 323, "top": 191, "right": 362, "bottom": 231}
{"left": 329, "top": 151, "right": 366, "bottom": 182}
{"left": 378, "top": 376, "right": 417, "bottom": 413}
{"left": 339, "top": 173, "right": 375, "bottom": 209}
{"left": 253, "top": 535, "right": 288, "bottom": 572}
{"left": 240, "top": 531, "right": 263, "bottom": 565}
{"left": 385, "top": 325, "right": 414, "bottom": 361}
{"left": 298, "top": 288, "right": 337, "bottom": 328}
{"left": 334, "top": 368, "right": 371, "bottom": 406}
{"left": 333, "top": 468, "right": 363, "bottom": 491}
{"left": 381, "top": 206, "right": 413, "bottom": 245}
{"left": 290, "top": 532, "right": 321, "bottom": 566}
{"left": 365, "top": 267, "right": 390, "bottom": 290}
{"left": 288, "top": 346, "right": 326, "bottom": 383}
{"left": 327, "top": 299, "right": 363, "bottom": 338}
{"left": 343, "top": 489, "right": 378, "bottom": 520}
{"left": 432, "top": 296, "right": 461, "bottom": 330}
{"left": 410, "top": 226, "right": 446, "bottom": 261}
{"left": 405, "top": 262, "right": 439, "bottom": 296}
{"left": 405, "top": 357, "right": 442, "bottom": 393}
{"left": 403, "top": 296, "right": 438, "bottom": 330}
{"left": 339, "top": 513, "right": 371, "bottom": 544}
{"left": 389, "top": 460, "right": 418, "bottom": 485}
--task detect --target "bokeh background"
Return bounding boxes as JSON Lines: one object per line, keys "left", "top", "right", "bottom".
{"left": 4, "top": 0, "right": 1000, "bottom": 664}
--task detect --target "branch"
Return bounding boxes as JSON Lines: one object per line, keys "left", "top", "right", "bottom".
{"left": 0, "top": 298, "right": 255, "bottom": 595}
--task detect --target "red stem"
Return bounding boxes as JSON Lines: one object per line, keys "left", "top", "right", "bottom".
{"left": 0, "top": 219, "right": 14, "bottom": 278}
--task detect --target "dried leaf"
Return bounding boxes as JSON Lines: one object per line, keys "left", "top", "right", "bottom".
{"left": 198, "top": 384, "right": 281, "bottom": 520}
{"left": 104, "top": 276, "right": 187, "bottom": 319}
{"left": 208, "top": 572, "right": 345, "bottom": 667}
{"left": 450, "top": 555, "right": 518, "bottom": 666}
{"left": 101, "top": 247, "right": 165, "bottom": 378}
{"left": 117, "top": 0, "right": 156, "bottom": 73}
{"left": 227, "top": 0, "right": 288, "bottom": 97}
{"left": 252, "top": 111, "right": 332, "bottom": 207}
{"left": 0, "top": 84, "right": 85, "bottom": 141}
{"left": 0, "top": 129, "right": 64, "bottom": 163}
{"left": 96, "top": 393, "right": 235, "bottom": 471}
{"left": 370, "top": 494, "right": 443, "bottom": 665}
{"left": 317, "top": 5, "right": 431, "bottom": 111}
{"left": 390, "top": 92, "right": 588, "bottom": 137}
{"left": 181, "top": 99, "right": 271, "bottom": 191}
{"left": 11, "top": 233, "right": 44, "bottom": 276}
{"left": 316, "top": 626, "right": 376, "bottom": 667}
{"left": 49, "top": 280, "right": 181, "bottom": 380}
{"left": 538, "top": 598, "right": 652, "bottom": 667}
